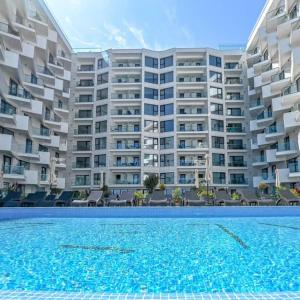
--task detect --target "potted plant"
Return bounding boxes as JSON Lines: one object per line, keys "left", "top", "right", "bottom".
{"left": 172, "top": 187, "right": 182, "bottom": 206}
{"left": 159, "top": 183, "right": 166, "bottom": 191}
{"left": 231, "top": 192, "right": 240, "bottom": 201}
{"left": 134, "top": 190, "right": 144, "bottom": 206}
{"left": 143, "top": 174, "right": 158, "bottom": 194}
{"left": 258, "top": 182, "right": 268, "bottom": 196}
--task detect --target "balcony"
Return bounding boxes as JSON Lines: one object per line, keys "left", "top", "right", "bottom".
{"left": 111, "top": 125, "right": 140, "bottom": 133}
{"left": 36, "top": 65, "right": 54, "bottom": 77}
{"left": 72, "top": 162, "right": 91, "bottom": 169}
{"left": 111, "top": 93, "right": 141, "bottom": 100}
{"left": 177, "top": 142, "right": 208, "bottom": 150}
{"left": 31, "top": 127, "right": 51, "bottom": 140}
{"left": 226, "top": 111, "right": 244, "bottom": 117}
{"left": 7, "top": 86, "right": 33, "bottom": 105}
{"left": 276, "top": 141, "right": 298, "bottom": 156}
{"left": 73, "top": 178, "right": 91, "bottom": 187}
{"left": 76, "top": 81, "right": 94, "bottom": 88}
{"left": 226, "top": 94, "right": 244, "bottom": 101}
{"left": 23, "top": 74, "right": 44, "bottom": 94}
{"left": 74, "top": 112, "right": 93, "bottom": 120}
{"left": 229, "top": 178, "right": 248, "bottom": 185}
{"left": 281, "top": 83, "right": 300, "bottom": 107}
{"left": 176, "top": 61, "right": 206, "bottom": 67}
{"left": 249, "top": 99, "right": 264, "bottom": 113}
{"left": 178, "top": 178, "right": 195, "bottom": 184}
{"left": 113, "top": 161, "right": 140, "bottom": 167}
{"left": 177, "top": 108, "right": 208, "bottom": 116}
{"left": 224, "top": 63, "right": 242, "bottom": 70}
{"left": 270, "top": 71, "right": 291, "bottom": 93}
{"left": 225, "top": 78, "right": 243, "bottom": 85}
{"left": 77, "top": 65, "right": 94, "bottom": 72}
{"left": 252, "top": 155, "right": 267, "bottom": 167}
{"left": 0, "top": 21, "right": 22, "bottom": 51}
{"left": 75, "top": 96, "right": 93, "bottom": 104}
{"left": 177, "top": 76, "right": 206, "bottom": 83}
{"left": 256, "top": 111, "right": 273, "bottom": 126}
{"left": 177, "top": 92, "right": 207, "bottom": 99}
{"left": 114, "top": 179, "right": 141, "bottom": 185}
{"left": 112, "top": 62, "right": 141, "bottom": 68}
{"left": 228, "top": 161, "right": 247, "bottom": 167}
{"left": 73, "top": 144, "right": 92, "bottom": 152}
{"left": 112, "top": 77, "right": 141, "bottom": 84}
{"left": 178, "top": 160, "right": 199, "bottom": 167}
{"left": 73, "top": 129, "right": 92, "bottom": 136}
{"left": 111, "top": 143, "right": 141, "bottom": 150}
{"left": 3, "top": 165, "right": 25, "bottom": 179}
{"left": 178, "top": 125, "right": 206, "bottom": 133}
{"left": 111, "top": 109, "right": 141, "bottom": 116}
{"left": 227, "top": 143, "right": 246, "bottom": 150}
{"left": 226, "top": 126, "right": 245, "bottom": 133}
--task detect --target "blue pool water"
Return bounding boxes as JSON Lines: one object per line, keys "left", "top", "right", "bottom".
{"left": 0, "top": 217, "right": 299, "bottom": 294}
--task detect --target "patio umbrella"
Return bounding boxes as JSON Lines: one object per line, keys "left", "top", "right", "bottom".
{"left": 50, "top": 157, "right": 57, "bottom": 189}
{"left": 194, "top": 167, "right": 199, "bottom": 189}
{"left": 0, "top": 170, "right": 3, "bottom": 190}
{"left": 204, "top": 154, "right": 211, "bottom": 195}
{"left": 275, "top": 168, "right": 280, "bottom": 189}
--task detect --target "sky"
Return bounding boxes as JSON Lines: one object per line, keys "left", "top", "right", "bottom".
{"left": 45, "top": 0, "right": 266, "bottom": 51}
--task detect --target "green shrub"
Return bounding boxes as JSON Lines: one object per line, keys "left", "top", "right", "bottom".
{"left": 231, "top": 192, "right": 240, "bottom": 200}
{"left": 144, "top": 174, "right": 159, "bottom": 193}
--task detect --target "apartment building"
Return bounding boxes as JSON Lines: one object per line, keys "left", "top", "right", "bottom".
{"left": 0, "top": 0, "right": 72, "bottom": 194}
{"left": 247, "top": 0, "right": 300, "bottom": 190}
{"left": 1, "top": 0, "right": 300, "bottom": 195}
{"left": 67, "top": 49, "right": 248, "bottom": 194}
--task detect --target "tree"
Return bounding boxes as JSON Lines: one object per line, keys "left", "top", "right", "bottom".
{"left": 143, "top": 174, "right": 158, "bottom": 193}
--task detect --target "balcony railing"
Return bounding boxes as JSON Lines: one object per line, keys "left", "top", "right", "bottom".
{"left": 177, "top": 77, "right": 206, "bottom": 83}
{"left": 111, "top": 109, "right": 141, "bottom": 116}
{"left": 75, "top": 97, "right": 93, "bottom": 103}
{"left": 9, "top": 86, "right": 33, "bottom": 99}
{"left": 112, "top": 78, "right": 141, "bottom": 83}
{"left": 113, "top": 162, "right": 140, "bottom": 167}
{"left": 112, "top": 143, "right": 141, "bottom": 149}
{"left": 282, "top": 83, "right": 300, "bottom": 96}
{"left": 32, "top": 127, "right": 51, "bottom": 136}
{"left": 72, "top": 162, "right": 91, "bottom": 169}
{"left": 0, "top": 21, "right": 19, "bottom": 36}
{"left": 24, "top": 74, "right": 44, "bottom": 86}
{"left": 250, "top": 99, "right": 262, "bottom": 108}
{"left": 3, "top": 165, "right": 24, "bottom": 175}
{"left": 178, "top": 92, "right": 207, "bottom": 98}
{"left": 75, "top": 112, "right": 93, "bottom": 119}
{"left": 111, "top": 126, "right": 140, "bottom": 132}
{"left": 177, "top": 108, "right": 208, "bottom": 115}
{"left": 227, "top": 111, "right": 244, "bottom": 117}
{"left": 77, "top": 65, "right": 94, "bottom": 72}
{"left": 257, "top": 111, "right": 272, "bottom": 120}
{"left": 178, "top": 125, "right": 206, "bottom": 132}
{"left": 227, "top": 144, "right": 246, "bottom": 150}
{"left": 0, "top": 105, "right": 16, "bottom": 115}
{"left": 267, "top": 5, "right": 285, "bottom": 20}
{"left": 229, "top": 178, "right": 248, "bottom": 184}
{"left": 271, "top": 71, "right": 290, "bottom": 82}
{"left": 224, "top": 63, "right": 242, "bottom": 69}
{"left": 225, "top": 78, "right": 243, "bottom": 84}
{"left": 253, "top": 156, "right": 266, "bottom": 163}
{"left": 277, "top": 141, "right": 296, "bottom": 152}
{"left": 179, "top": 178, "right": 195, "bottom": 184}
{"left": 177, "top": 61, "right": 205, "bottom": 67}
{"left": 74, "top": 129, "right": 92, "bottom": 135}
{"left": 179, "top": 161, "right": 196, "bottom": 166}
{"left": 73, "top": 145, "right": 92, "bottom": 151}
{"left": 226, "top": 94, "right": 243, "bottom": 101}
{"left": 228, "top": 161, "right": 247, "bottom": 167}
{"left": 40, "top": 174, "right": 49, "bottom": 181}
{"left": 111, "top": 93, "right": 141, "bottom": 100}
{"left": 226, "top": 126, "right": 245, "bottom": 133}
{"left": 76, "top": 81, "right": 94, "bottom": 87}
{"left": 114, "top": 179, "right": 141, "bottom": 185}
{"left": 74, "top": 179, "right": 91, "bottom": 186}
{"left": 288, "top": 162, "right": 299, "bottom": 173}
{"left": 178, "top": 143, "right": 208, "bottom": 149}
{"left": 112, "top": 62, "right": 141, "bottom": 68}
{"left": 36, "top": 65, "right": 54, "bottom": 76}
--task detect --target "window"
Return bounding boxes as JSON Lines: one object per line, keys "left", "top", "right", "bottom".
{"left": 75, "top": 175, "right": 90, "bottom": 186}
{"left": 212, "top": 153, "right": 225, "bottom": 166}
{"left": 160, "top": 103, "right": 173, "bottom": 116}
{"left": 76, "top": 157, "right": 90, "bottom": 168}
{"left": 209, "top": 55, "right": 222, "bottom": 67}
{"left": 144, "top": 120, "right": 158, "bottom": 132}
{"left": 94, "top": 173, "right": 101, "bottom": 185}
{"left": 144, "top": 87, "right": 158, "bottom": 100}
{"left": 77, "top": 141, "right": 91, "bottom": 151}
{"left": 25, "top": 139, "right": 32, "bottom": 153}
{"left": 78, "top": 79, "right": 93, "bottom": 87}
{"left": 95, "top": 121, "right": 107, "bottom": 133}
{"left": 144, "top": 104, "right": 158, "bottom": 116}
{"left": 78, "top": 94, "right": 93, "bottom": 103}
{"left": 226, "top": 92, "right": 241, "bottom": 100}
{"left": 227, "top": 123, "right": 243, "bottom": 133}
{"left": 96, "top": 104, "right": 108, "bottom": 116}
{"left": 160, "top": 172, "right": 174, "bottom": 184}
{"left": 145, "top": 56, "right": 158, "bottom": 68}
{"left": 77, "top": 110, "right": 92, "bottom": 118}
{"left": 227, "top": 108, "right": 242, "bottom": 116}
{"left": 77, "top": 125, "right": 91, "bottom": 135}
{"left": 144, "top": 137, "right": 158, "bottom": 149}
{"left": 225, "top": 62, "right": 239, "bottom": 69}
{"left": 97, "top": 73, "right": 108, "bottom": 85}
{"left": 228, "top": 139, "right": 244, "bottom": 150}
{"left": 209, "top": 71, "right": 222, "bottom": 83}
{"left": 160, "top": 87, "right": 173, "bottom": 100}
{"left": 98, "top": 58, "right": 109, "bottom": 69}
{"left": 0, "top": 100, "right": 16, "bottom": 115}
{"left": 0, "top": 126, "right": 14, "bottom": 135}
{"left": 211, "top": 120, "right": 224, "bottom": 132}
{"left": 95, "top": 137, "right": 107, "bottom": 150}
{"left": 160, "top": 153, "right": 174, "bottom": 167}
{"left": 210, "top": 87, "right": 223, "bottom": 99}
{"left": 97, "top": 88, "right": 108, "bottom": 101}
{"left": 145, "top": 72, "right": 158, "bottom": 84}
{"left": 160, "top": 137, "right": 174, "bottom": 149}
{"left": 211, "top": 103, "right": 223, "bottom": 115}
{"left": 160, "top": 71, "right": 173, "bottom": 84}
{"left": 213, "top": 172, "right": 226, "bottom": 184}
{"left": 79, "top": 64, "right": 93, "bottom": 71}
{"left": 229, "top": 156, "right": 245, "bottom": 167}
{"left": 230, "top": 174, "right": 246, "bottom": 184}
{"left": 144, "top": 154, "right": 159, "bottom": 167}
{"left": 160, "top": 120, "right": 174, "bottom": 132}
{"left": 160, "top": 56, "right": 173, "bottom": 68}
{"left": 94, "top": 154, "right": 106, "bottom": 167}
{"left": 212, "top": 136, "right": 224, "bottom": 149}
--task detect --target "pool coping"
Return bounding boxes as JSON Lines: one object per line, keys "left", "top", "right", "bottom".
{"left": 0, "top": 206, "right": 300, "bottom": 219}
{"left": 1, "top": 290, "right": 300, "bottom": 299}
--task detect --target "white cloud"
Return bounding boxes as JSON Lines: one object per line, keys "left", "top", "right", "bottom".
{"left": 64, "top": 16, "right": 71, "bottom": 24}
{"left": 102, "top": 22, "right": 128, "bottom": 48}
{"left": 124, "top": 22, "right": 149, "bottom": 49}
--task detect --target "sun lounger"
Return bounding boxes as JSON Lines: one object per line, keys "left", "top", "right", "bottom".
{"left": 184, "top": 190, "right": 206, "bottom": 206}
{"left": 72, "top": 190, "right": 103, "bottom": 207}
{"left": 108, "top": 191, "right": 134, "bottom": 206}
{"left": 55, "top": 191, "right": 74, "bottom": 206}
{"left": 214, "top": 190, "right": 231, "bottom": 206}
{"left": 278, "top": 189, "right": 300, "bottom": 206}
{"left": 38, "top": 194, "right": 56, "bottom": 207}
{"left": 21, "top": 191, "right": 47, "bottom": 207}
{"left": 239, "top": 190, "right": 259, "bottom": 206}
{"left": 148, "top": 191, "right": 169, "bottom": 206}
{"left": 2, "top": 191, "right": 22, "bottom": 207}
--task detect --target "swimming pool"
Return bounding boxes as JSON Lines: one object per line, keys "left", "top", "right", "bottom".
{"left": 0, "top": 207, "right": 299, "bottom": 299}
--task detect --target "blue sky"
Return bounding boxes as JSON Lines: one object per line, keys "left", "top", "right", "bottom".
{"left": 45, "top": 0, "right": 266, "bottom": 51}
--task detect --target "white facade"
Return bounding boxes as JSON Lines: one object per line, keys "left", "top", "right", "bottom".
{"left": 67, "top": 49, "right": 248, "bottom": 194}
{"left": 0, "top": 0, "right": 72, "bottom": 194}
{"left": 247, "top": 0, "right": 300, "bottom": 190}
{"left": 2, "top": 0, "right": 300, "bottom": 194}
